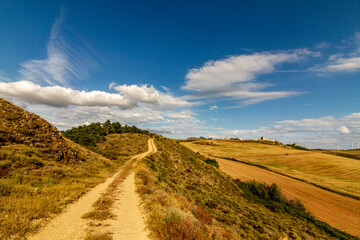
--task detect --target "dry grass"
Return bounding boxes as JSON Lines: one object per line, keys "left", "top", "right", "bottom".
{"left": 0, "top": 98, "right": 146, "bottom": 239}
{"left": 324, "top": 149, "right": 360, "bottom": 160}
{"left": 0, "top": 135, "right": 149, "bottom": 239}
{"left": 0, "top": 141, "right": 118, "bottom": 240}
{"left": 91, "top": 133, "right": 150, "bottom": 161}
{"left": 214, "top": 156, "right": 360, "bottom": 237}
{"left": 182, "top": 140, "right": 360, "bottom": 198}
{"left": 136, "top": 137, "right": 345, "bottom": 239}
{"left": 84, "top": 232, "right": 113, "bottom": 240}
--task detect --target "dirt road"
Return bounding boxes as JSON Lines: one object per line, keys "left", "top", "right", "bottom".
{"left": 215, "top": 157, "right": 360, "bottom": 237}
{"left": 28, "top": 139, "right": 157, "bottom": 240}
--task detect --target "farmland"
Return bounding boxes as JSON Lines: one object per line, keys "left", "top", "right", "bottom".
{"left": 182, "top": 140, "right": 360, "bottom": 237}
{"left": 182, "top": 140, "right": 360, "bottom": 198}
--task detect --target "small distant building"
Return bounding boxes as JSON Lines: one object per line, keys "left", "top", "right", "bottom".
{"left": 222, "top": 137, "right": 227, "bottom": 140}
{"left": 261, "top": 136, "right": 267, "bottom": 141}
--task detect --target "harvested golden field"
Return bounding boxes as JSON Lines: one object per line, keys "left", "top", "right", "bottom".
{"left": 182, "top": 140, "right": 360, "bottom": 237}
{"left": 182, "top": 140, "right": 360, "bottom": 198}
{"left": 137, "top": 137, "right": 355, "bottom": 239}
{"left": 214, "top": 156, "right": 360, "bottom": 237}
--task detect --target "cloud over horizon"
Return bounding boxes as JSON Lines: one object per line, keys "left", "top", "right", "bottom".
{"left": 182, "top": 49, "right": 317, "bottom": 106}
{"left": 0, "top": 80, "right": 136, "bottom": 108}
{"left": 1, "top": 7, "right": 359, "bottom": 150}
{"left": 111, "top": 83, "right": 194, "bottom": 110}
{"left": 214, "top": 113, "right": 360, "bottom": 149}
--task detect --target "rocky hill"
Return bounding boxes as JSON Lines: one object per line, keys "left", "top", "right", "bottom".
{"left": 0, "top": 99, "right": 80, "bottom": 164}
{"left": 0, "top": 99, "right": 114, "bottom": 239}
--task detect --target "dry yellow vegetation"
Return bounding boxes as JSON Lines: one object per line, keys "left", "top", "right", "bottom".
{"left": 182, "top": 139, "right": 360, "bottom": 237}
{"left": 182, "top": 140, "right": 360, "bottom": 198}
{"left": 0, "top": 98, "right": 150, "bottom": 239}
{"left": 137, "top": 137, "right": 356, "bottom": 239}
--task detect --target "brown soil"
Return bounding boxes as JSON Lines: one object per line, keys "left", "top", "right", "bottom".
{"left": 215, "top": 156, "right": 360, "bottom": 237}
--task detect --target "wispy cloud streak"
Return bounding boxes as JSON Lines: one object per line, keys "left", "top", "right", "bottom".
{"left": 18, "top": 9, "right": 97, "bottom": 86}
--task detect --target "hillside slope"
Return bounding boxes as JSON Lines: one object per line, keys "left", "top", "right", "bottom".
{"left": 136, "top": 137, "right": 357, "bottom": 239}
{"left": 0, "top": 99, "right": 80, "bottom": 164}
{"left": 0, "top": 99, "right": 148, "bottom": 239}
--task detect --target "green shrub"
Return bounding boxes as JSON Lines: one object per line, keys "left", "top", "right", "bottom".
{"left": 61, "top": 120, "right": 150, "bottom": 147}
{"left": 204, "top": 158, "right": 219, "bottom": 168}
{"left": 286, "top": 144, "right": 309, "bottom": 151}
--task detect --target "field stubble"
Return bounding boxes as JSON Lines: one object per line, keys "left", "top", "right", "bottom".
{"left": 182, "top": 140, "right": 360, "bottom": 237}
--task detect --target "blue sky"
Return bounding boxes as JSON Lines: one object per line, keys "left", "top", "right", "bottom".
{"left": 0, "top": 0, "right": 360, "bottom": 149}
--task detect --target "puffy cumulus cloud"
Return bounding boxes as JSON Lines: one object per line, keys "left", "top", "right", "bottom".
{"left": 18, "top": 9, "right": 97, "bottom": 86}
{"left": 0, "top": 80, "right": 135, "bottom": 108}
{"left": 337, "top": 126, "right": 351, "bottom": 134}
{"left": 111, "top": 83, "right": 194, "bottom": 109}
{"left": 182, "top": 50, "right": 317, "bottom": 105}
{"left": 26, "top": 104, "right": 200, "bottom": 136}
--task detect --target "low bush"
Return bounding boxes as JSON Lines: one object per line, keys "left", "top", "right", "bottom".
{"left": 286, "top": 144, "right": 309, "bottom": 151}
{"left": 62, "top": 120, "right": 151, "bottom": 147}
{"left": 204, "top": 158, "right": 219, "bottom": 168}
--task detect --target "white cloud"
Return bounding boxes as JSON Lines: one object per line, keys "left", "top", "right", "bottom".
{"left": 210, "top": 105, "right": 218, "bottom": 110}
{"left": 27, "top": 104, "right": 201, "bottom": 136}
{"left": 312, "top": 33, "right": 360, "bottom": 73}
{"left": 314, "top": 57, "right": 360, "bottom": 72}
{"left": 220, "top": 113, "right": 360, "bottom": 149}
{"left": 182, "top": 50, "right": 317, "bottom": 105}
{"left": 0, "top": 71, "right": 12, "bottom": 82}
{"left": 337, "top": 126, "right": 351, "bottom": 134}
{"left": 315, "top": 42, "right": 331, "bottom": 49}
{"left": 111, "top": 84, "right": 194, "bottom": 109}
{"left": 0, "top": 80, "right": 135, "bottom": 108}
{"left": 18, "top": 9, "right": 97, "bottom": 86}
{"left": 277, "top": 116, "right": 335, "bottom": 128}
{"left": 108, "top": 82, "right": 117, "bottom": 90}
{"left": 328, "top": 53, "right": 344, "bottom": 61}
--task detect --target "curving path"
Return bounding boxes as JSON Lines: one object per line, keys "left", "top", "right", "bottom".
{"left": 28, "top": 139, "right": 157, "bottom": 240}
